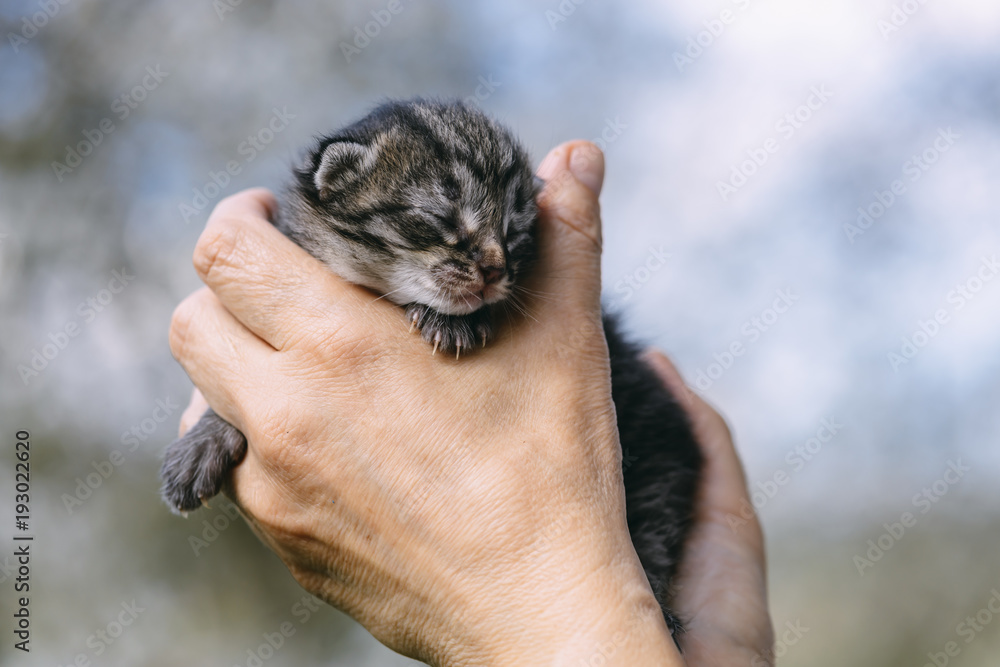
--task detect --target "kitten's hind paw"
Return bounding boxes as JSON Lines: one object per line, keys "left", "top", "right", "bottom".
{"left": 160, "top": 409, "right": 247, "bottom": 514}
{"left": 404, "top": 304, "right": 494, "bottom": 356}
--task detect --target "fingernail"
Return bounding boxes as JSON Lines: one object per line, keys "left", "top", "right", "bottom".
{"left": 569, "top": 144, "right": 605, "bottom": 197}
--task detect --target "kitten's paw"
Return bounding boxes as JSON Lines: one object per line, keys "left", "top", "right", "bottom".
{"left": 160, "top": 410, "right": 247, "bottom": 514}
{"left": 405, "top": 304, "right": 494, "bottom": 356}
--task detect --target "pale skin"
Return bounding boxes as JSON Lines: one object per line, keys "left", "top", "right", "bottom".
{"left": 170, "top": 141, "right": 775, "bottom": 666}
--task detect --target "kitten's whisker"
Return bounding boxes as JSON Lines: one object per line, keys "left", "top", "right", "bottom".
{"left": 369, "top": 287, "right": 407, "bottom": 305}
{"left": 512, "top": 285, "right": 558, "bottom": 303}
{"left": 506, "top": 294, "right": 538, "bottom": 323}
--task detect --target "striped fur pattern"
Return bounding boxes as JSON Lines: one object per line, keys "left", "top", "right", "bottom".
{"left": 278, "top": 99, "right": 540, "bottom": 353}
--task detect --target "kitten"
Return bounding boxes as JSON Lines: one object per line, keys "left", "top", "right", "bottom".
{"left": 161, "top": 99, "right": 702, "bottom": 637}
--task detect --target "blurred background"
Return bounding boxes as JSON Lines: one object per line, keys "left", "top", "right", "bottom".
{"left": 1, "top": 0, "right": 999, "bottom": 664}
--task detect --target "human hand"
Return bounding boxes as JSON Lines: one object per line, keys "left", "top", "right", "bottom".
{"left": 169, "top": 142, "right": 684, "bottom": 666}
{"left": 643, "top": 351, "right": 775, "bottom": 665}
{"left": 176, "top": 351, "right": 777, "bottom": 666}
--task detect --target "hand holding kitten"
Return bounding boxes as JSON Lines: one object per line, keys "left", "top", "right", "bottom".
{"left": 168, "top": 142, "right": 772, "bottom": 665}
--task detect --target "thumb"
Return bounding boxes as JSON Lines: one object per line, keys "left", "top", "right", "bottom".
{"left": 531, "top": 140, "right": 606, "bottom": 320}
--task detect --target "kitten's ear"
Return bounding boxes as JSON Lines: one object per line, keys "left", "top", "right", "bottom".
{"left": 313, "top": 140, "right": 375, "bottom": 200}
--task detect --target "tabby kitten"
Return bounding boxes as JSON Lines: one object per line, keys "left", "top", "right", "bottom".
{"left": 161, "top": 99, "right": 702, "bottom": 637}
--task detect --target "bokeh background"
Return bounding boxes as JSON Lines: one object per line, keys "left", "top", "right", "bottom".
{"left": 2, "top": 0, "right": 999, "bottom": 665}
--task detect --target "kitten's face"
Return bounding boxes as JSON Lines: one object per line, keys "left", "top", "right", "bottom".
{"left": 294, "top": 101, "right": 538, "bottom": 316}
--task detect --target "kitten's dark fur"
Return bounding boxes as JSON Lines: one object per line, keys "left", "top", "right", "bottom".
{"left": 161, "top": 99, "right": 701, "bottom": 638}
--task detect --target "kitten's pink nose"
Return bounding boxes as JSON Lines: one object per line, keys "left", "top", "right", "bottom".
{"left": 479, "top": 264, "right": 505, "bottom": 285}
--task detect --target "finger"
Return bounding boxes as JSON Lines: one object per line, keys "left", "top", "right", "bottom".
{"left": 643, "top": 349, "right": 754, "bottom": 518}
{"left": 644, "top": 350, "right": 766, "bottom": 561}
{"left": 531, "top": 141, "right": 605, "bottom": 321}
{"left": 169, "top": 287, "right": 274, "bottom": 431}
{"left": 193, "top": 188, "right": 378, "bottom": 351}
{"left": 644, "top": 350, "right": 773, "bottom": 660}
{"left": 178, "top": 388, "right": 210, "bottom": 437}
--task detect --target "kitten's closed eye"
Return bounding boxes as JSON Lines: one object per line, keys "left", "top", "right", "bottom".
{"left": 282, "top": 98, "right": 538, "bottom": 332}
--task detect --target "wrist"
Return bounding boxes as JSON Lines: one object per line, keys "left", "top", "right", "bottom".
{"left": 445, "top": 527, "right": 684, "bottom": 666}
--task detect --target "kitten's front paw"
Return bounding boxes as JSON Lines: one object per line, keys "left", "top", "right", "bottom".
{"left": 160, "top": 410, "right": 247, "bottom": 514}
{"left": 405, "top": 304, "right": 494, "bottom": 356}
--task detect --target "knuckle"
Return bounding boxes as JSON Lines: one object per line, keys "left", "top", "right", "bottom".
{"left": 193, "top": 217, "right": 244, "bottom": 282}
{"left": 539, "top": 186, "right": 602, "bottom": 249}
{"left": 252, "top": 406, "right": 304, "bottom": 468}
{"left": 168, "top": 297, "right": 199, "bottom": 361}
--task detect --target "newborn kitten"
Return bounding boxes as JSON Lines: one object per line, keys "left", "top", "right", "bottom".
{"left": 161, "top": 99, "right": 702, "bottom": 637}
